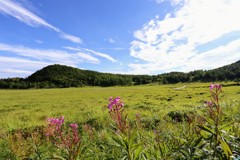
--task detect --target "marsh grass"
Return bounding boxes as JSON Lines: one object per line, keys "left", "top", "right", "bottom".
{"left": 0, "top": 83, "right": 238, "bottom": 129}
{"left": 0, "top": 82, "right": 239, "bottom": 159}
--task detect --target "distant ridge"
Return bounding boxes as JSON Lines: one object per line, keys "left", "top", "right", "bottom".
{"left": 0, "top": 60, "right": 239, "bottom": 89}
{"left": 26, "top": 64, "right": 132, "bottom": 87}
{"left": 27, "top": 64, "right": 95, "bottom": 83}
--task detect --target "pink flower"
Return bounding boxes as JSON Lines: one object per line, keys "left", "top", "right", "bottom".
{"left": 47, "top": 116, "right": 65, "bottom": 131}
{"left": 59, "top": 116, "right": 64, "bottom": 124}
{"left": 113, "top": 96, "right": 120, "bottom": 104}
{"left": 108, "top": 96, "right": 124, "bottom": 110}
{"left": 210, "top": 84, "right": 214, "bottom": 90}
{"left": 204, "top": 101, "right": 213, "bottom": 106}
{"left": 210, "top": 84, "right": 222, "bottom": 91}
{"left": 215, "top": 84, "right": 222, "bottom": 90}
{"left": 46, "top": 116, "right": 65, "bottom": 137}
{"left": 70, "top": 123, "right": 78, "bottom": 130}
{"left": 135, "top": 113, "right": 140, "bottom": 118}
{"left": 108, "top": 103, "right": 113, "bottom": 110}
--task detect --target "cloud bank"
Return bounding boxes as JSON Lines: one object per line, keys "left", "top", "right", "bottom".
{"left": 0, "top": 0, "right": 82, "bottom": 43}
{"left": 63, "top": 47, "right": 117, "bottom": 63}
{"left": 130, "top": 0, "right": 240, "bottom": 74}
{"left": 0, "top": 43, "right": 117, "bottom": 78}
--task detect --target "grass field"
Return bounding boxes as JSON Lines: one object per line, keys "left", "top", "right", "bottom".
{"left": 0, "top": 82, "right": 239, "bottom": 159}
{"left": 0, "top": 82, "right": 239, "bottom": 130}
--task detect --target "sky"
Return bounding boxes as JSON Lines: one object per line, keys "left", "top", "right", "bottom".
{"left": 0, "top": 0, "right": 240, "bottom": 78}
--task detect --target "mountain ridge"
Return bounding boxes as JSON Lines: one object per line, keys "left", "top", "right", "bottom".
{"left": 0, "top": 60, "right": 239, "bottom": 89}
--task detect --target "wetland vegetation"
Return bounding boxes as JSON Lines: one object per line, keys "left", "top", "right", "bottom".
{"left": 0, "top": 83, "right": 239, "bottom": 159}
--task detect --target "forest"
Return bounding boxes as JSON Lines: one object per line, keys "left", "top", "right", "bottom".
{"left": 0, "top": 60, "right": 239, "bottom": 89}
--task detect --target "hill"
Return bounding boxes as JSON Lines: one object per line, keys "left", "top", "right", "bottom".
{"left": 160, "top": 60, "right": 240, "bottom": 84}
{"left": 26, "top": 64, "right": 132, "bottom": 87}
{"left": 0, "top": 60, "right": 239, "bottom": 89}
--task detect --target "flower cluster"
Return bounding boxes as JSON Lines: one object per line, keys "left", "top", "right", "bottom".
{"left": 210, "top": 84, "right": 222, "bottom": 91}
{"left": 205, "top": 84, "right": 222, "bottom": 118}
{"left": 70, "top": 123, "right": 78, "bottom": 130}
{"left": 108, "top": 96, "right": 124, "bottom": 111}
{"left": 204, "top": 101, "right": 213, "bottom": 107}
{"left": 70, "top": 123, "right": 79, "bottom": 145}
{"left": 209, "top": 83, "right": 222, "bottom": 104}
{"left": 46, "top": 116, "right": 81, "bottom": 159}
{"left": 46, "top": 116, "right": 64, "bottom": 136}
{"left": 107, "top": 96, "right": 128, "bottom": 134}
{"left": 200, "top": 84, "right": 233, "bottom": 158}
{"left": 47, "top": 116, "right": 65, "bottom": 125}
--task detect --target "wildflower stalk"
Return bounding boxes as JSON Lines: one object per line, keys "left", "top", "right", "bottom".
{"left": 108, "top": 96, "right": 128, "bottom": 134}
{"left": 46, "top": 116, "right": 81, "bottom": 160}
{"left": 107, "top": 97, "right": 145, "bottom": 159}
{"left": 199, "top": 84, "right": 232, "bottom": 159}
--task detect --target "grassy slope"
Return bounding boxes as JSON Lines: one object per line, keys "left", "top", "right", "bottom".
{"left": 0, "top": 82, "right": 239, "bottom": 131}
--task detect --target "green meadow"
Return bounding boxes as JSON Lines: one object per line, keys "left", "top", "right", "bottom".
{"left": 0, "top": 82, "right": 239, "bottom": 159}
{"left": 0, "top": 82, "right": 239, "bottom": 131}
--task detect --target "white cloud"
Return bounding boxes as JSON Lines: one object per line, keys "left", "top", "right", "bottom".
{"left": 0, "top": 56, "right": 50, "bottom": 78}
{"left": 63, "top": 46, "right": 117, "bottom": 63}
{"left": 108, "top": 38, "right": 116, "bottom": 43}
{"left": 154, "top": 0, "right": 164, "bottom": 4}
{"left": 0, "top": 69, "right": 32, "bottom": 78}
{"left": 183, "top": 39, "right": 240, "bottom": 71}
{"left": 130, "top": 0, "right": 240, "bottom": 74}
{"left": 0, "top": 50, "right": 100, "bottom": 78}
{"left": 60, "top": 33, "right": 82, "bottom": 44}
{"left": 0, "top": 43, "right": 100, "bottom": 66}
{"left": 77, "top": 52, "right": 99, "bottom": 64}
{"left": 35, "top": 40, "right": 43, "bottom": 43}
{"left": 97, "top": 47, "right": 126, "bottom": 50}
{"left": 0, "top": 0, "right": 82, "bottom": 43}
{"left": 0, "top": 43, "right": 120, "bottom": 77}
{"left": 63, "top": 46, "right": 81, "bottom": 51}
{"left": 129, "top": 39, "right": 240, "bottom": 74}
{"left": 154, "top": 0, "right": 184, "bottom": 6}
{"left": 0, "top": 68, "right": 33, "bottom": 74}
{"left": 0, "top": 0, "right": 59, "bottom": 31}
{"left": 0, "top": 56, "right": 50, "bottom": 69}
{"left": 83, "top": 48, "right": 117, "bottom": 63}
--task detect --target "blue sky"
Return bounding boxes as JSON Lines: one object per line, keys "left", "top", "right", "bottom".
{"left": 0, "top": 0, "right": 240, "bottom": 78}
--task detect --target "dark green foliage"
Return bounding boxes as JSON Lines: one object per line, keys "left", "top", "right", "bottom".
{"left": 160, "top": 72, "right": 190, "bottom": 84}
{"left": 0, "top": 60, "right": 239, "bottom": 89}
{"left": 167, "top": 110, "right": 189, "bottom": 122}
{"left": 26, "top": 64, "right": 133, "bottom": 87}
{"left": 0, "top": 64, "right": 133, "bottom": 88}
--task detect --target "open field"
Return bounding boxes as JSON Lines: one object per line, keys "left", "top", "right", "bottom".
{"left": 0, "top": 83, "right": 240, "bottom": 129}
{"left": 0, "top": 82, "right": 239, "bottom": 159}
{"left": 0, "top": 82, "right": 239, "bottom": 130}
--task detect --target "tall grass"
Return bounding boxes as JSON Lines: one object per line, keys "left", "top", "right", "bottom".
{"left": 0, "top": 82, "right": 239, "bottom": 159}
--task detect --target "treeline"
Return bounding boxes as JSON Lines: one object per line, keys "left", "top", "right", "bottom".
{"left": 0, "top": 60, "right": 239, "bottom": 89}
{"left": 0, "top": 65, "right": 133, "bottom": 88}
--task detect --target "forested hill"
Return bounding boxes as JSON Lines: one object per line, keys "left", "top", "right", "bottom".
{"left": 0, "top": 60, "right": 239, "bottom": 89}
{"left": 26, "top": 64, "right": 132, "bottom": 87}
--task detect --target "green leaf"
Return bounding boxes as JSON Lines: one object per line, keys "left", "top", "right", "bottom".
{"left": 191, "top": 136, "right": 203, "bottom": 153}
{"left": 52, "top": 154, "right": 66, "bottom": 160}
{"left": 112, "top": 136, "right": 124, "bottom": 148}
{"left": 134, "top": 145, "right": 144, "bottom": 159}
{"left": 204, "top": 117, "right": 214, "bottom": 125}
{"left": 122, "top": 138, "right": 129, "bottom": 151}
{"left": 198, "top": 125, "right": 213, "bottom": 134}
{"left": 219, "top": 122, "right": 234, "bottom": 130}
{"left": 121, "top": 155, "right": 127, "bottom": 160}
{"left": 193, "top": 136, "right": 203, "bottom": 147}
{"left": 219, "top": 139, "right": 232, "bottom": 158}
